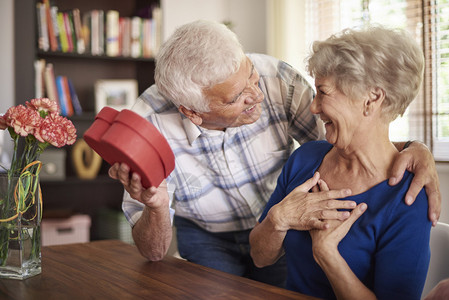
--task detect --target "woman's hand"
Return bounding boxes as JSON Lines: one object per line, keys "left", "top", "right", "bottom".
{"left": 269, "top": 172, "right": 356, "bottom": 231}
{"left": 390, "top": 141, "right": 441, "bottom": 226}
{"left": 309, "top": 178, "right": 367, "bottom": 256}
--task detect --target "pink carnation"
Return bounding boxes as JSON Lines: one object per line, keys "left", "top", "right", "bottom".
{"left": 35, "top": 112, "right": 77, "bottom": 147}
{"left": 3, "top": 105, "right": 41, "bottom": 137}
{"left": 26, "top": 98, "right": 59, "bottom": 114}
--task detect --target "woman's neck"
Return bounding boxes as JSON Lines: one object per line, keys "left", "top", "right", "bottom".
{"left": 318, "top": 136, "right": 398, "bottom": 196}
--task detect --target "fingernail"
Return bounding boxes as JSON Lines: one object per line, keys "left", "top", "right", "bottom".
{"left": 405, "top": 196, "right": 412, "bottom": 205}
{"left": 350, "top": 201, "right": 357, "bottom": 208}
{"left": 432, "top": 213, "right": 437, "bottom": 222}
{"left": 344, "top": 189, "right": 351, "bottom": 196}
{"left": 360, "top": 203, "right": 367, "bottom": 211}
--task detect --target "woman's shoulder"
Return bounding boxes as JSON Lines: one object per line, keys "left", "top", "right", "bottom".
{"left": 281, "top": 141, "right": 331, "bottom": 180}
{"left": 292, "top": 140, "right": 332, "bottom": 158}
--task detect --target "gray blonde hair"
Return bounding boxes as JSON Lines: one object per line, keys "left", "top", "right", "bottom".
{"left": 155, "top": 20, "right": 246, "bottom": 113}
{"left": 307, "top": 26, "right": 424, "bottom": 121}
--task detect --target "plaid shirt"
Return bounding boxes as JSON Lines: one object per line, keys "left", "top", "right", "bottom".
{"left": 123, "top": 53, "right": 324, "bottom": 232}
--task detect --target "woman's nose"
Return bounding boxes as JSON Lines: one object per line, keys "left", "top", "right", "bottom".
{"left": 310, "top": 96, "right": 320, "bottom": 114}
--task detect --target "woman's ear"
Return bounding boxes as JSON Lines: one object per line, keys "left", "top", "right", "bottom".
{"left": 178, "top": 105, "right": 203, "bottom": 126}
{"left": 369, "top": 87, "right": 385, "bottom": 103}
{"left": 364, "top": 87, "right": 385, "bottom": 116}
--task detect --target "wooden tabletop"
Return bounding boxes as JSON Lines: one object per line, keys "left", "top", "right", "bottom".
{"left": 0, "top": 240, "right": 318, "bottom": 300}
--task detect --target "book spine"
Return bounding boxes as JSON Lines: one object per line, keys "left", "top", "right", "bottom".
{"left": 62, "top": 76, "right": 74, "bottom": 117}
{"left": 36, "top": 3, "right": 49, "bottom": 51}
{"left": 44, "top": 63, "right": 59, "bottom": 107}
{"left": 73, "top": 8, "right": 85, "bottom": 54}
{"left": 55, "top": 76, "right": 68, "bottom": 116}
{"left": 43, "top": 0, "right": 58, "bottom": 51}
{"left": 106, "top": 10, "right": 120, "bottom": 57}
{"left": 34, "top": 59, "right": 46, "bottom": 98}
{"left": 57, "top": 12, "right": 69, "bottom": 52}
{"left": 63, "top": 12, "right": 74, "bottom": 52}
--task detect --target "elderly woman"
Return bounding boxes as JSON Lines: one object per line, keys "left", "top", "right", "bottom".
{"left": 249, "top": 26, "right": 431, "bottom": 300}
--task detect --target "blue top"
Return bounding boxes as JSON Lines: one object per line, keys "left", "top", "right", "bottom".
{"left": 259, "top": 140, "right": 431, "bottom": 300}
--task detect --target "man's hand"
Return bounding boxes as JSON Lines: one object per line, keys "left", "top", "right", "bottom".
{"left": 269, "top": 172, "right": 356, "bottom": 231}
{"left": 424, "top": 278, "right": 449, "bottom": 300}
{"left": 108, "top": 163, "right": 169, "bottom": 209}
{"left": 389, "top": 141, "right": 441, "bottom": 226}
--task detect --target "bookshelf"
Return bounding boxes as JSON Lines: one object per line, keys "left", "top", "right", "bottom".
{"left": 14, "top": 0, "right": 161, "bottom": 240}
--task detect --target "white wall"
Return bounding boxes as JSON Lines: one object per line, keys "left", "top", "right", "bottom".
{"left": 0, "top": 0, "right": 14, "bottom": 114}
{"left": 161, "top": 0, "right": 267, "bottom": 53}
{"left": 0, "top": 0, "right": 14, "bottom": 168}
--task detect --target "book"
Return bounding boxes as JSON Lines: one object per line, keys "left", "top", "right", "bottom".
{"left": 67, "top": 78, "right": 82, "bottom": 115}
{"left": 36, "top": 3, "right": 49, "bottom": 51}
{"left": 56, "top": 76, "right": 69, "bottom": 116}
{"left": 106, "top": 10, "right": 120, "bottom": 57}
{"left": 82, "top": 12, "right": 91, "bottom": 54}
{"left": 56, "top": 12, "right": 69, "bottom": 52}
{"left": 119, "top": 17, "right": 131, "bottom": 57}
{"left": 34, "top": 59, "right": 46, "bottom": 98}
{"left": 62, "top": 76, "right": 74, "bottom": 116}
{"left": 50, "top": 6, "right": 61, "bottom": 51}
{"left": 90, "top": 10, "right": 100, "bottom": 55}
{"left": 42, "top": 0, "right": 58, "bottom": 51}
{"left": 130, "top": 17, "right": 142, "bottom": 58}
{"left": 98, "top": 10, "right": 105, "bottom": 56}
{"left": 142, "top": 18, "right": 152, "bottom": 58}
{"left": 72, "top": 8, "right": 85, "bottom": 54}
{"left": 63, "top": 12, "right": 74, "bottom": 52}
{"left": 44, "top": 63, "right": 59, "bottom": 106}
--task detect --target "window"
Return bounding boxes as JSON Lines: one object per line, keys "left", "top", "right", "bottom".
{"left": 299, "top": 0, "right": 449, "bottom": 161}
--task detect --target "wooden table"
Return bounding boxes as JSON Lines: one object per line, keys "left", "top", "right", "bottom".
{"left": 0, "top": 240, "right": 318, "bottom": 299}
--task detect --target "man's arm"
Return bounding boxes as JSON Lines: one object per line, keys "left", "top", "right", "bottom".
{"left": 132, "top": 199, "right": 172, "bottom": 261}
{"left": 390, "top": 141, "right": 441, "bottom": 226}
{"left": 109, "top": 163, "right": 172, "bottom": 261}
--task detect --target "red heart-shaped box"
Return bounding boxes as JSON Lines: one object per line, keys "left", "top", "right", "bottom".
{"left": 83, "top": 107, "right": 119, "bottom": 164}
{"left": 84, "top": 107, "right": 175, "bottom": 188}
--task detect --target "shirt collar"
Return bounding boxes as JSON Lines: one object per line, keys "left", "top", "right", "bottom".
{"left": 182, "top": 116, "right": 202, "bottom": 145}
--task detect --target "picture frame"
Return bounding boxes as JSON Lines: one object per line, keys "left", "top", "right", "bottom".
{"left": 95, "top": 79, "right": 138, "bottom": 113}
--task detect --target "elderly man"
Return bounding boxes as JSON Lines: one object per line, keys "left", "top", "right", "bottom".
{"left": 109, "top": 20, "right": 441, "bottom": 287}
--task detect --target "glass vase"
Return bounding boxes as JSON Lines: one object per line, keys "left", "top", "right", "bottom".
{"left": 0, "top": 174, "right": 42, "bottom": 280}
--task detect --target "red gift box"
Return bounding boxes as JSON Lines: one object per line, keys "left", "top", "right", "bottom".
{"left": 84, "top": 107, "right": 175, "bottom": 188}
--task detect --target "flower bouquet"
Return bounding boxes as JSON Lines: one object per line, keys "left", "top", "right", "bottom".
{"left": 0, "top": 98, "right": 76, "bottom": 279}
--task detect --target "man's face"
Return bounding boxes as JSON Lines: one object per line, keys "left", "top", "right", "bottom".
{"left": 198, "top": 56, "right": 264, "bottom": 131}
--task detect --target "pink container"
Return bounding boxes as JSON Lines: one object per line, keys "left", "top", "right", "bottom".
{"left": 83, "top": 108, "right": 175, "bottom": 188}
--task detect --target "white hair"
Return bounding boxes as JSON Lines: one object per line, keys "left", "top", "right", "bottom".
{"left": 155, "top": 20, "right": 246, "bottom": 112}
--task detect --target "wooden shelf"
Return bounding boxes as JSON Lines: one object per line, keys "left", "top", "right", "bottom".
{"left": 14, "top": 0, "right": 159, "bottom": 239}
{"left": 37, "top": 50, "right": 156, "bottom": 62}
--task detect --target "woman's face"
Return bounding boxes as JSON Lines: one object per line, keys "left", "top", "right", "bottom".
{"left": 310, "top": 76, "right": 365, "bottom": 148}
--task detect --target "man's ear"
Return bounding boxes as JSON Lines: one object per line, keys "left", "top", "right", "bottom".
{"left": 178, "top": 105, "right": 203, "bottom": 126}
